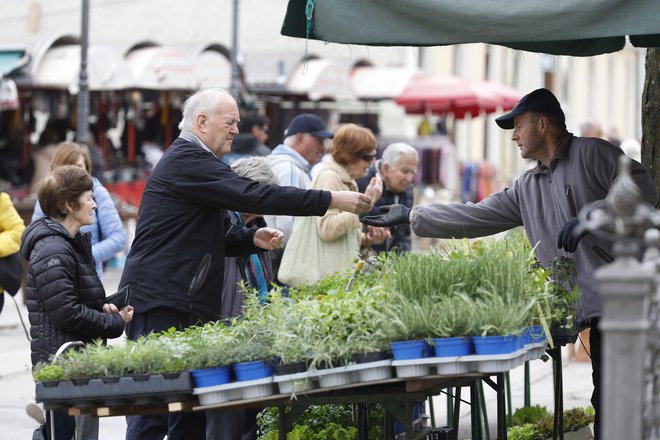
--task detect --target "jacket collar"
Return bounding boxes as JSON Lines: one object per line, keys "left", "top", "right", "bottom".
{"left": 322, "top": 157, "right": 357, "bottom": 188}
{"left": 179, "top": 130, "right": 217, "bottom": 157}
{"left": 270, "top": 144, "right": 312, "bottom": 172}
{"left": 527, "top": 130, "right": 574, "bottom": 175}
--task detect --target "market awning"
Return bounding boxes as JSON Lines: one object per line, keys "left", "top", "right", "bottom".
{"left": 192, "top": 47, "right": 231, "bottom": 90}
{"left": 124, "top": 45, "right": 197, "bottom": 91}
{"left": 286, "top": 58, "right": 354, "bottom": 101}
{"left": 350, "top": 66, "right": 416, "bottom": 100}
{"left": 242, "top": 51, "right": 300, "bottom": 94}
{"left": 281, "top": 0, "right": 660, "bottom": 56}
{"left": 32, "top": 44, "right": 134, "bottom": 93}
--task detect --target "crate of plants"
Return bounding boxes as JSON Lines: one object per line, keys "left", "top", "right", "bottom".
{"left": 379, "top": 233, "right": 567, "bottom": 377}
{"left": 33, "top": 335, "right": 197, "bottom": 409}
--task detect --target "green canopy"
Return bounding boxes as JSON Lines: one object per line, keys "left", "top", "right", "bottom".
{"left": 281, "top": 0, "right": 660, "bottom": 56}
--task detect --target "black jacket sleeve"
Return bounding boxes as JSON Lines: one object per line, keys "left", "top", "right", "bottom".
{"left": 223, "top": 211, "right": 260, "bottom": 257}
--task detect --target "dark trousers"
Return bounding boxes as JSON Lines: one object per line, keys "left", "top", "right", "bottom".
{"left": 206, "top": 407, "right": 258, "bottom": 440}
{"left": 590, "top": 318, "right": 601, "bottom": 440}
{"left": 270, "top": 247, "right": 284, "bottom": 285}
{"left": 125, "top": 308, "right": 206, "bottom": 440}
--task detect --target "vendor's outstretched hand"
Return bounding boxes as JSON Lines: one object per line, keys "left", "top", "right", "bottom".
{"left": 557, "top": 219, "right": 588, "bottom": 252}
{"left": 360, "top": 204, "right": 411, "bottom": 227}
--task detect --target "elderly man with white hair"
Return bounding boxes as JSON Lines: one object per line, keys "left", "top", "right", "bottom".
{"left": 356, "top": 142, "right": 419, "bottom": 253}
{"left": 118, "top": 89, "right": 372, "bottom": 440}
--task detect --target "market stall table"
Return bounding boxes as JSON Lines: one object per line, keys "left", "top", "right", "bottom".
{"left": 42, "top": 342, "right": 548, "bottom": 440}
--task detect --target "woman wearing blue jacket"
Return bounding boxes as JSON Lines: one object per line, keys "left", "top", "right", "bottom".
{"left": 31, "top": 142, "right": 126, "bottom": 280}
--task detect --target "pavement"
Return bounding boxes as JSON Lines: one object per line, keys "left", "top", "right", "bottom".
{"left": 0, "top": 267, "right": 593, "bottom": 439}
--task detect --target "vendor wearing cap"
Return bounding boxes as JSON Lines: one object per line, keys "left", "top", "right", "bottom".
{"left": 265, "top": 113, "right": 335, "bottom": 280}
{"left": 360, "top": 88, "right": 657, "bottom": 439}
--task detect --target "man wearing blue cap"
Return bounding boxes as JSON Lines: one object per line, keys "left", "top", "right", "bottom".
{"left": 265, "top": 113, "right": 334, "bottom": 281}
{"left": 361, "top": 88, "right": 658, "bottom": 439}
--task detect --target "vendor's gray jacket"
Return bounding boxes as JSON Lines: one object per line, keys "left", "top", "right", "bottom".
{"left": 412, "top": 132, "right": 657, "bottom": 323}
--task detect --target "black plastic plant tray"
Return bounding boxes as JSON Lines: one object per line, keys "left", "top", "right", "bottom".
{"left": 36, "top": 372, "right": 193, "bottom": 408}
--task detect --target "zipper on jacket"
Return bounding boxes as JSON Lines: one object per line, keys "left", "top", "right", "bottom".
{"left": 565, "top": 185, "right": 578, "bottom": 217}
{"left": 187, "top": 254, "right": 211, "bottom": 309}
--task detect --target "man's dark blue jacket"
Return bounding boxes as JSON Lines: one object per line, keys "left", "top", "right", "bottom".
{"left": 119, "top": 136, "right": 331, "bottom": 322}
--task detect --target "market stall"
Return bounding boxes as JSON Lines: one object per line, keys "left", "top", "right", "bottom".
{"left": 32, "top": 235, "right": 574, "bottom": 439}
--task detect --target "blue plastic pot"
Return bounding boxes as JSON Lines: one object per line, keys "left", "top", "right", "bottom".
{"left": 390, "top": 339, "right": 430, "bottom": 360}
{"left": 432, "top": 337, "right": 473, "bottom": 357}
{"left": 472, "top": 334, "right": 517, "bottom": 355}
{"left": 520, "top": 328, "right": 532, "bottom": 346}
{"left": 515, "top": 333, "right": 525, "bottom": 349}
{"left": 233, "top": 360, "right": 273, "bottom": 381}
{"left": 190, "top": 365, "right": 231, "bottom": 388}
{"left": 529, "top": 325, "right": 546, "bottom": 343}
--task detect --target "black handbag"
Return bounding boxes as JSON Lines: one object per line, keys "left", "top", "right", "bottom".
{"left": 0, "top": 252, "right": 24, "bottom": 296}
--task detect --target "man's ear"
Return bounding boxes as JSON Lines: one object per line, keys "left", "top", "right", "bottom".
{"left": 196, "top": 113, "right": 208, "bottom": 133}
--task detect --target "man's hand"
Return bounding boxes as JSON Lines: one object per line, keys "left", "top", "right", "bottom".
{"left": 557, "top": 219, "right": 589, "bottom": 252}
{"left": 360, "top": 204, "right": 411, "bottom": 227}
{"left": 254, "top": 227, "right": 284, "bottom": 250}
{"left": 328, "top": 191, "right": 373, "bottom": 214}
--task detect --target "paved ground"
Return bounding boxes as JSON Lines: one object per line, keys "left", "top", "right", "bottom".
{"left": 0, "top": 267, "right": 592, "bottom": 439}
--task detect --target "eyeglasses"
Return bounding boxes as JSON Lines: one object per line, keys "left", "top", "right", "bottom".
{"left": 355, "top": 151, "right": 377, "bottom": 161}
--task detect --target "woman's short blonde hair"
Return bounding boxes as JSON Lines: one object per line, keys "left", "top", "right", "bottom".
{"left": 50, "top": 142, "right": 92, "bottom": 174}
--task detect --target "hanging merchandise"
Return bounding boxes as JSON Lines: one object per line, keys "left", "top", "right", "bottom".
{"left": 0, "top": 79, "right": 18, "bottom": 111}
{"left": 417, "top": 115, "right": 434, "bottom": 136}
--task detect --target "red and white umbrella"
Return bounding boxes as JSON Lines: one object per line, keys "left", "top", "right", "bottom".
{"left": 395, "top": 74, "right": 522, "bottom": 119}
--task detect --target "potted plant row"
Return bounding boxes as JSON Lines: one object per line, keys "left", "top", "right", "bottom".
{"left": 33, "top": 234, "right": 575, "bottom": 408}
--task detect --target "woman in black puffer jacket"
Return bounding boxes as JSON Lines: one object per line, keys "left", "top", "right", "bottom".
{"left": 21, "top": 165, "right": 133, "bottom": 440}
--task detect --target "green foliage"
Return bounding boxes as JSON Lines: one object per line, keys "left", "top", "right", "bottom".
{"left": 384, "top": 232, "right": 542, "bottom": 303}
{"left": 33, "top": 363, "right": 64, "bottom": 382}
{"left": 471, "top": 290, "right": 535, "bottom": 336}
{"left": 381, "top": 233, "right": 543, "bottom": 339}
{"left": 507, "top": 423, "right": 539, "bottom": 440}
{"left": 511, "top": 405, "right": 550, "bottom": 427}
{"left": 535, "top": 407, "right": 594, "bottom": 435}
{"left": 31, "top": 236, "right": 559, "bottom": 380}
{"left": 257, "top": 404, "right": 384, "bottom": 440}
{"left": 508, "top": 406, "right": 594, "bottom": 439}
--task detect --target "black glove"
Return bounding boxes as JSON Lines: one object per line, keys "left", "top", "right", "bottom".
{"left": 557, "top": 219, "right": 589, "bottom": 252}
{"left": 360, "top": 204, "right": 411, "bottom": 227}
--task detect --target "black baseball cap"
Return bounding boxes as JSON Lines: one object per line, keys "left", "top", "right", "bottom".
{"left": 285, "top": 113, "right": 334, "bottom": 139}
{"left": 495, "top": 88, "right": 565, "bottom": 129}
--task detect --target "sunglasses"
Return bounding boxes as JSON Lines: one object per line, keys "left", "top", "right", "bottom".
{"left": 355, "top": 151, "right": 377, "bottom": 161}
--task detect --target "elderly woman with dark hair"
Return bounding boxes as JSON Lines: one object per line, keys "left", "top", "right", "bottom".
{"left": 21, "top": 165, "right": 133, "bottom": 440}
{"left": 278, "top": 123, "right": 389, "bottom": 286}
